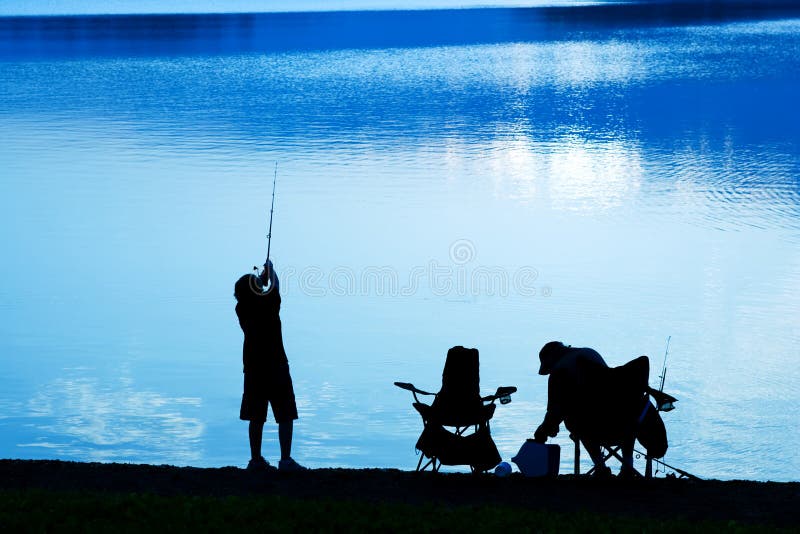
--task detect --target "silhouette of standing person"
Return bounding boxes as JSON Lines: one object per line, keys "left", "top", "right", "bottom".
{"left": 235, "top": 259, "right": 306, "bottom": 472}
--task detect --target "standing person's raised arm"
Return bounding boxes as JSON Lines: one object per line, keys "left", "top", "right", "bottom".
{"left": 260, "top": 259, "right": 280, "bottom": 294}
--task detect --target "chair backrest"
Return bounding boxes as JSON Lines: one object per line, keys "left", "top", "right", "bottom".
{"left": 579, "top": 355, "right": 649, "bottom": 413}
{"left": 431, "top": 346, "right": 485, "bottom": 427}
{"left": 571, "top": 355, "right": 658, "bottom": 446}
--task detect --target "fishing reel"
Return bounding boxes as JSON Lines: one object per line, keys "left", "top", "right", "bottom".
{"left": 251, "top": 261, "right": 276, "bottom": 292}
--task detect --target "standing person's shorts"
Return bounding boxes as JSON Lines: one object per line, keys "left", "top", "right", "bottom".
{"left": 240, "top": 361, "right": 299, "bottom": 423}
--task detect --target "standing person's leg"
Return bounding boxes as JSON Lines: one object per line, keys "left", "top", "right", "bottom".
{"left": 241, "top": 373, "right": 270, "bottom": 470}
{"left": 249, "top": 420, "right": 265, "bottom": 460}
{"left": 273, "top": 362, "right": 305, "bottom": 471}
{"left": 278, "top": 419, "right": 293, "bottom": 461}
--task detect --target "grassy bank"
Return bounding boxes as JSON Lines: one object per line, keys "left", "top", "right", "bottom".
{"left": 1, "top": 460, "right": 797, "bottom": 531}
{"left": 0, "top": 489, "right": 787, "bottom": 533}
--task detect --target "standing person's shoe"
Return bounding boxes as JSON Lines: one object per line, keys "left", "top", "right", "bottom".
{"left": 247, "top": 456, "right": 272, "bottom": 471}
{"left": 278, "top": 458, "right": 307, "bottom": 472}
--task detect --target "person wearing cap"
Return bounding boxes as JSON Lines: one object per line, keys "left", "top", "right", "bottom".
{"left": 234, "top": 259, "right": 306, "bottom": 473}
{"left": 533, "top": 341, "right": 614, "bottom": 477}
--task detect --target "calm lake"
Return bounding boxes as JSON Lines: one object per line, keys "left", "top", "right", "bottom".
{"left": 1, "top": 3, "right": 799, "bottom": 481}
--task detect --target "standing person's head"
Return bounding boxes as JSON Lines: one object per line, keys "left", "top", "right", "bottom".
{"left": 234, "top": 273, "right": 263, "bottom": 303}
{"left": 538, "top": 341, "right": 570, "bottom": 375}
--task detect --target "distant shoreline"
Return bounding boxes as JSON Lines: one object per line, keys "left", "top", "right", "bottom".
{"left": 5, "top": 2, "right": 800, "bottom": 61}
{"left": 5, "top": 1, "right": 800, "bottom": 19}
{"left": 4, "top": 0, "right": 800, "bottom": 18}
{"left": 1, "top": 459, "right": 797, "bottom": 528}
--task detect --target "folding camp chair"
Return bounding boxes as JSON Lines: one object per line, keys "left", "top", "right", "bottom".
{"left": 568, "top": 356, "right": 697, "bottom": 479}
{"left": 394, "top": 346, "right": 517, "bottom": 473}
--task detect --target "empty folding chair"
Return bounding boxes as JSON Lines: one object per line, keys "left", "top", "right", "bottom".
{"left": 394, "top": 346, "right": 517, "bottom": 472}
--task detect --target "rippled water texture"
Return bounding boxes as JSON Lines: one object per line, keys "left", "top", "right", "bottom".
{"left": 1, "top": 4, "right": 799, "bottom": 480}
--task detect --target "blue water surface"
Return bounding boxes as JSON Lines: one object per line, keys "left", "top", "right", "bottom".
{"left": 1, "top": 3, "right": 799, "bottom": 480}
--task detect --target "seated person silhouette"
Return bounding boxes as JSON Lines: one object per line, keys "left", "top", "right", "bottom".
{"left": 234, "top": 259, "right": 306, "bottom": 472}
{"left": 533, "top": 341, "right": 641, "bottom": 478}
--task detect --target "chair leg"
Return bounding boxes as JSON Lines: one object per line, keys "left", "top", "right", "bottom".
{"left": 604, "top": 446, "right": 643, "bottom": 477}
{"left": 604, "top": 446, "right": 624, "bottom": 463}
{"left": 573, "top": 436, "right": 649, "bottom": 478}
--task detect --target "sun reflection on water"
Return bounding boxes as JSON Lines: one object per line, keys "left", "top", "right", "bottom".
{"left": 19, "top": 370, "right": 204, "bottom": 464}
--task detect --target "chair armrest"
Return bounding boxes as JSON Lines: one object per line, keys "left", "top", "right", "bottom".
{"left": 394, "top": 382, "right": 435, "bottom": 396}
{"left": 496, "top": 386, "right": 517, "bottom": 397}
{"left": 646, "top": 387, "right": 678, "bottom": 412}
{"left": 481, "top": 386, "right": 517, "bottom": 404}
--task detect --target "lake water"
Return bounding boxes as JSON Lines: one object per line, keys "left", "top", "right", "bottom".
{"left": 1, "top": 3, "right": 799, "bottom": 481}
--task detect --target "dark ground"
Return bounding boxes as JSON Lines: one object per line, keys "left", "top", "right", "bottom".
{"left": 1, "top": 460, "right": 798, "bottom": 528}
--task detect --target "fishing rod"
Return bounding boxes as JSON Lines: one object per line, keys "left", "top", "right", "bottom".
{"left": 253, "top": 161, "right": 278, "bottom": 286}
{"left": 648, "top": 335, "right": 676, "bottom": 412}
{"left": 659, "top": 335, "right": 671, "bottom": 393}
{"left": 633, "top": 446, "right": 700, "bottom": 480}
{"left": 266, "top": 161, "right": 278, "bottom": 265}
